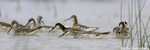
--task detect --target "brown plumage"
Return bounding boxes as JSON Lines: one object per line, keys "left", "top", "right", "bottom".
{"left": 64, "top": 15, "right": 99, "bottom": 32}
{"left": 49, "top": 23, "right": 110, "bottom": 39}
{"left": 113, "top": 21, "right": 130, "bottom": 39}
{"left": 7, "top": 20, "right": 42, "bottom": 36}
{"left": 0, "top": 22, "right": 11, "bottom": 27}
{"left": 0, "top": 22, "right": 11, "bottom": 32}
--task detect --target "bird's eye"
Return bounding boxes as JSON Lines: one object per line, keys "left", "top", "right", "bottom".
{"left": 118, "top": 32, "right": 121, "bottom": 34}
{"left": 124, "top": 21, "right": 127, "bottom": 25}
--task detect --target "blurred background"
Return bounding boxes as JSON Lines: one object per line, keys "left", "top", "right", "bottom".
{"left": 0, "top": 0, "right": 124, "bottom": 30}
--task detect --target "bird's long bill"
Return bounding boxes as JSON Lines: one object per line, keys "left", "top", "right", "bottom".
{"left": 25, "top": 22, "right": 30, "bottom": 27}
{"left": 48, "top": 27, "right": 55, "bottom": 33}
{"left": 58, "top": 31, "right": 68, "bottom": 38}
{"left": 41, "top": 21, "right": 45, "bottom": 25}
{"left": 64, "top": 18, "right": 71, "bottom": 21}
{"left": 7, "top": 27, "right": 12, "bottom": 34}
{"left": 100, "top": 31, "right": 110, "bottom": 34}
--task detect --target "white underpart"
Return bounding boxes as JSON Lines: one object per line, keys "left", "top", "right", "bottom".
{"left": 38, "top": 27, "right": 52, "bottom": 33}
{"left": 119, "top": 24, "right": 123, "bottom": 30}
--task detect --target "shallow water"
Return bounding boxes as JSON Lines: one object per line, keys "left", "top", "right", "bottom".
{"left": 0, "top": 0, "right": 150, "bottom": 50}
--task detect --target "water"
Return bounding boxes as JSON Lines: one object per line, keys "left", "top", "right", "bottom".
{"left": 0, "top": 0, "right": 149, "bottom": 50}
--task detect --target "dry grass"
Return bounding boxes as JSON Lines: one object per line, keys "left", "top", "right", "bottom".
{"left": 121, "top": 0, "right": 150, "bottom": 50}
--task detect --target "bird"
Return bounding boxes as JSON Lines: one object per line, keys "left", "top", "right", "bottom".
{"left": 24, "top": 18, "right": 37, "bottom": 29}
{"left": 36, "top": 16, "right": 54, "bottom": 32}
{"left": 49, "top": 23, "right": 110, "bottom": 39}
{"left": 64, "top": 15, "right": 99, "bottom": 32}
{"left": 28, "top": 17, "right": 55, "bottom": 32}
{"left": 113, "top": 21, "right": 130, "bottom": 39}
{"left": 37, "top": 16, "right": 45, "bottom": 26}
{"left": 0, "top": 20, "right": 25, "bottom": 32}
{"left": 7, "top": 20, "right": 42, "bottom": 36}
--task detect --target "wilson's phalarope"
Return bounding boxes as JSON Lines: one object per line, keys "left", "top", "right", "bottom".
{"left": 25, "top": 18, "right": 37, "bottom": 29}
{"left": 0, "top": 22, "right": 11, "bottom": 32}
{"left": 37, "top": 16, "right": 45, "bottom": 26}
{"left": 7, "top": 20, "right": 42, "bottom": 36}
{"left": 113, "top": 21, "right": 130, "bottom": 39}
{"left": 36, "top": 16, "right": 55, "bottom": 32}
{"left": 26, "top": 17, "right": 54, "bottom": 32}
{"left": 49, "top": 23, "right": 110, "bottom": 39}
{"left": 64, "top": 15, "right": 99, "bottom": 32}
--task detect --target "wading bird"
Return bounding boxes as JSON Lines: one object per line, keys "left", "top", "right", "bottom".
{"left": 113, "top": 21, "right": 130, "bottom": 39}
{"left": 49, "top": 23, "right": 110, "bottom": 39}
{"left": 64, "top": 15, "right": 99, "bottom": 32}
{"left": 7, "top": 20, "right": 42, "bottom": 36}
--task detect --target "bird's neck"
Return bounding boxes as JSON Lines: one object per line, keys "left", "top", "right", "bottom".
{"left": 72, "top": 17, "right": 78, "bottom": 26}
